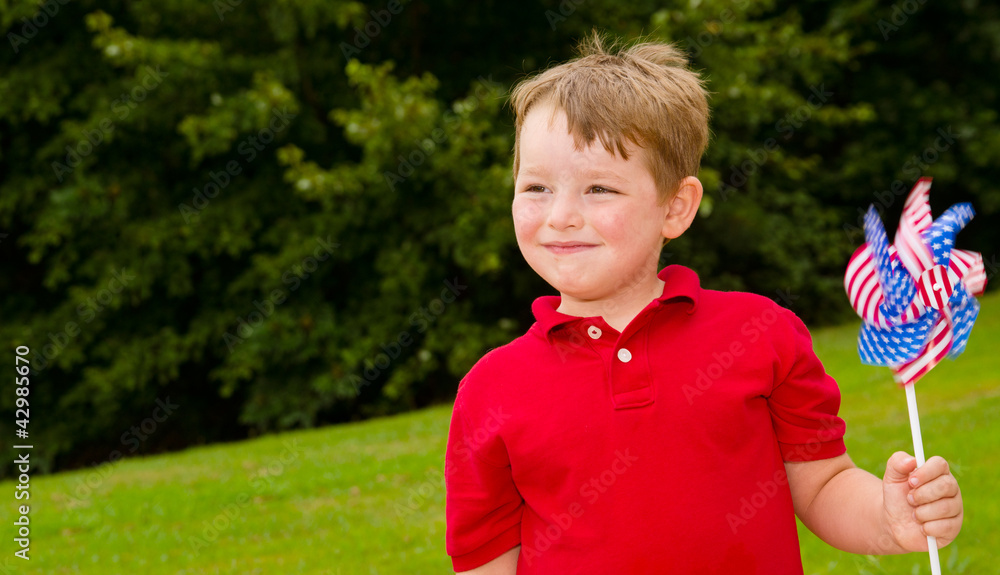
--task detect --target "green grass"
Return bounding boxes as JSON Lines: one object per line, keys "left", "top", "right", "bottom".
{"left": 3, "top": 292, "right": 998, "bottom": 574}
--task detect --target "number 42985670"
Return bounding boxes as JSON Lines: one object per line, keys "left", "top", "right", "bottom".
{"left": 15, "top": 346, "right": 30, "bottom": 433}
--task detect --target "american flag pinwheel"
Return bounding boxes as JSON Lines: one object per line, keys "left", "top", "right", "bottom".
{"left": 843, "top": 177, "right": 986, "bottom": 575}
{"left": 845, "top": 177, "right": 987, "bottom": 386}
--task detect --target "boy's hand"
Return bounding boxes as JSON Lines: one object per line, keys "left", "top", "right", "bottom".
{"left": 881, "top": 451, "right": 963, "bottom": 551}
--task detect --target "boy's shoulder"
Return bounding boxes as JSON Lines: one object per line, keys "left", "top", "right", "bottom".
{"left": 698, "top": 285, "right": 785, "bottom": 312}
{"left": 460, "top": 331, "right": 533, "bottom": 380}
{"left": 689, "top": 286, "right": 811, "bottom": 346}
{"left": 689, "top": 285, "right": 793, "bottom": 323}
{"left": 455, "top": 326, "right": 547, "bottom": 404}
{"left": 656, "top": 264, "right": 792, "bottom": 323}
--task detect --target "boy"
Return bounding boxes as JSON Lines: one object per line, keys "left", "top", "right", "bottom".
{"left": 444, "top": 33, "right": 963, "bottom": 574}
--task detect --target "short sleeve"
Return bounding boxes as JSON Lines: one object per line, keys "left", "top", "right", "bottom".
{"left": 445, "top": 380, "right": 523, "bottom": 571}
{"left": 767, "top": 306, "right": 847, "bottom": 462}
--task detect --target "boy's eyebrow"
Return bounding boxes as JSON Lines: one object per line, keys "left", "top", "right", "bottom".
{"left": 518, "top": 165, "right": 629, "bottom": 184}
{"left": 517, "top": 166, "right": 543, "bottom": 177}
{"left": 581, "top": 169, "right": 629, "bottom": 184}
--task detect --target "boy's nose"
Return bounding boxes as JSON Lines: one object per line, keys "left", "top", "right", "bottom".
{"left": 546, "top": 190, "right": 585, "bottom": 230}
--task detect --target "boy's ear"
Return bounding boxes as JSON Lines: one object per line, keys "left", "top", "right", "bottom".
{"left": 662, "top": 176, "right": 704, "bottom": 240}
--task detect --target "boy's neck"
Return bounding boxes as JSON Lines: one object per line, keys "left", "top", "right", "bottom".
{"left": 556, "top": 273, "right": 666, "bottom": 334}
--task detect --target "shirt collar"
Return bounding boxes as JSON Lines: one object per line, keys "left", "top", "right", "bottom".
{"left": 530, "top": 264, "right": 702, "bottom": 341}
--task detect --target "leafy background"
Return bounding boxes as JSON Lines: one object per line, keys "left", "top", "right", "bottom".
{"left": 1, "top": 0, "right": 998, "bottom": 477}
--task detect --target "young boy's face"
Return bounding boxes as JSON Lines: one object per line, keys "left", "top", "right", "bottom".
{"left": 512, "top": 102, "right": 672, "bottom": 303}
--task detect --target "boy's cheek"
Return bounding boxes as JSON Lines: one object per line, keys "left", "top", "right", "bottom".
{"left": 512, "top": 214, "right": 545, "bottom": 240}
{"left": 512, "top": 197, "right": 545, "bottom": 225}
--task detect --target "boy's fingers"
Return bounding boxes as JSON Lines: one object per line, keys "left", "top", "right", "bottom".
{"left": 909, "top": 474, "right": 960, "bottom": 506}
{"left": 884, "top": 451, "right": 917, "bottom": 483}
{"left": 919, "top": 516, "right": 963, "bottom": 540}
{"left": 913, "top": 496, "right": 963, "bottom": 523}
{"left": 909, "top": 455, "right": 949, "bottom": 487}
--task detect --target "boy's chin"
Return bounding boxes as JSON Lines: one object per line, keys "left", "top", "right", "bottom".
{"left": 549, "top": 281, "right": 613, "bottom": 302}
{"left": 550, "top": 270, "right": 661, "bottom": 302}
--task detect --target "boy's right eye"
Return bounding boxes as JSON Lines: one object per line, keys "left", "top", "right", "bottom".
{"left": 525, "top": 185, "right": 547, "bottom": 193}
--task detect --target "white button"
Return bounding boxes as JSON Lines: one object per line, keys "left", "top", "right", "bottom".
{"left": 587, "top": 325, "right": 602, "bottom": 339}
{"left": 617, "top": 348, "right": 632, "bottom": 363}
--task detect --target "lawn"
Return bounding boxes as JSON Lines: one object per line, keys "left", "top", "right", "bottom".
{"left": 3, "top": 291, "right": 998, "bottom": 574}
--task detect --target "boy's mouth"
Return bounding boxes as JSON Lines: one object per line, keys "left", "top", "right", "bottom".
{"left": 542, "top": 242, "right": 598, "bottom": 254}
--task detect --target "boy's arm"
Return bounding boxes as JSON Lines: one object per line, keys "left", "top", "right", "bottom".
{"left": 446, "top": 375, "right": 523, "bottom": 571}
{"left": 456, "top": 545, "right": 519, "bottom": 575}
{"left": 785, "top": 451, "right": 963, "bottom": 553}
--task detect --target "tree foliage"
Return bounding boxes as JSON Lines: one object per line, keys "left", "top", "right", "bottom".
{"left": 1, "top": 0, "right": 997, "bottom": 474}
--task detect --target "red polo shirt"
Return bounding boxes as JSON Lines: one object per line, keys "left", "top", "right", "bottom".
{"left": 445, "top": 265, "right": 846, "bottom": 574}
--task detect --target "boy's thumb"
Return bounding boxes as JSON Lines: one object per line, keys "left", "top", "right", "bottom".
{"left": 883, "top": 451, "right": 918, "bottom": 484}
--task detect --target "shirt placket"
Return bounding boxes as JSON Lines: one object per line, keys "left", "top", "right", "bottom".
{"left": 578, "top": 307, "right": 657, "bottom": 410}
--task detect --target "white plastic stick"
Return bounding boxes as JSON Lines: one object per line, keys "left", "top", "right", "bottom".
{"left": 905, "top": 382, "right": 941, "bottom": 575}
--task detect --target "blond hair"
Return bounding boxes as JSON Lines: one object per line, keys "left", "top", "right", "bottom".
{"left": 510, "top": 31, "right": 710, "bottom": 204}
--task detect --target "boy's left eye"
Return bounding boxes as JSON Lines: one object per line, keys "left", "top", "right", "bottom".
{"left": 590, "top": 186, "right": 617, "bottom": 194}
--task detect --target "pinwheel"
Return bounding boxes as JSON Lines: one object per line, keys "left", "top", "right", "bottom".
{"left": 845, "top": 177, "right": 986, "bottom": 574}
